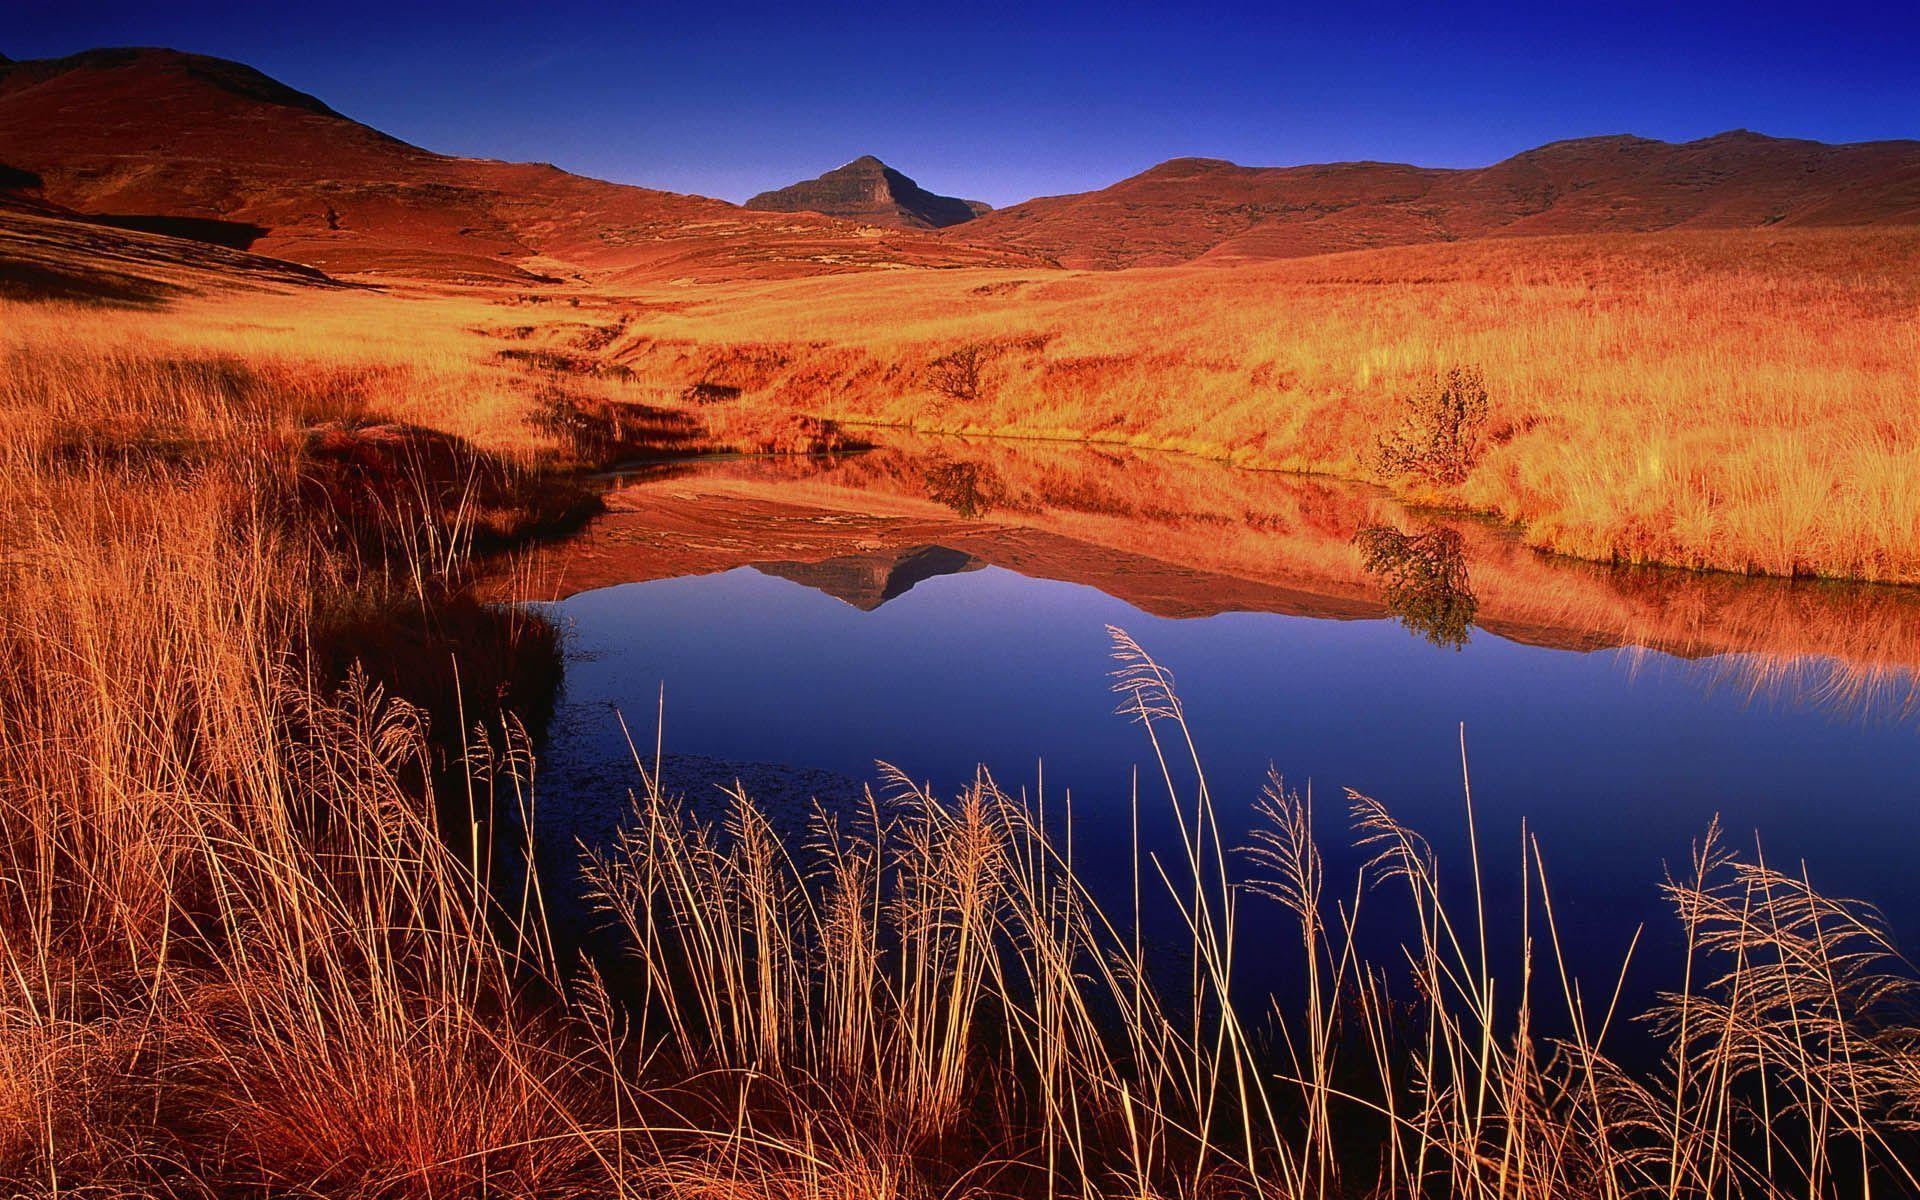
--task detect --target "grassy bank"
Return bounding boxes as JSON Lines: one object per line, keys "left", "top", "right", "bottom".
{"left": 592, "top": 226, "right": 1920, "bottom": 584}
{"left": 0, "top": 277, "right": 861, "bottom": 1193}
{"left": 0, "top": 291, "right": 576, "bottom": 1190}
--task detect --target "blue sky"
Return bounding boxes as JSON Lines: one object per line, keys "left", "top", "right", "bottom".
{"left": 7, "top": 1, "right": 1917, "bottom": 208}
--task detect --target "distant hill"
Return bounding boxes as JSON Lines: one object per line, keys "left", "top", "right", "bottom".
{"left": 0, "top": 48, "right": 1032, "bottom": 283}
{"left": 746, "top": 156, "right": 990, "bottom": 229}
{"left": 960, "top": 133, "right": 1920, "bottom": 268}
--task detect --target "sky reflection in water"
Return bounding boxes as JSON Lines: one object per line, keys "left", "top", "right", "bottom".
{"left": 542, "top": 561, "right": 1920, "bottom": 994}
{"left": 525, "top": 440, "right": 1920, "bottom": 1008}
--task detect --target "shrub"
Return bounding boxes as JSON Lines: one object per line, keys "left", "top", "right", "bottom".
{"left": 1353, "top": 523, "right": 1478, "bottom": 648}
{"left": 680, "top": 381, "right": 742, "bottom": 405}
{"left": 921, "top": 456, "right": 1005, "bottom": 518}
{"left": 923, "top": 343, "right": 987, "bottom": 403}
{"left": 1372, "top": 365, "right": 1490, "bottom": 486}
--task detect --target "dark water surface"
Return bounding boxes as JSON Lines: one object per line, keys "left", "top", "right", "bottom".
{"left": 521, "top": 436, "right": 1920, "bottom": 1010}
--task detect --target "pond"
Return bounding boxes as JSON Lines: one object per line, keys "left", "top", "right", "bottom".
{"left": 507, "top": 433, "right": 1920, "bottom": 1015}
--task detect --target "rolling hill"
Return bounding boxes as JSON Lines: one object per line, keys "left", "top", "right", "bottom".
{"left": 0, "top": 152, "right": 341, "bottom": 304}
{"left": 959, "top": 132, "right": 1920, "bottom": 268}
{"left": 0, "top": 48, "right": 1031, "bottom": 284}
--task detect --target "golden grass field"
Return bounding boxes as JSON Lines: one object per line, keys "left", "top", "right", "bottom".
{"left": 16, "top": 221, "right": 1914, "bottom": 583}
{"left": 592, "top": 226, "right": 1920, "bottom": 583}
{"left": 4, "top": 222, "right": 1920, "bottom": 1196}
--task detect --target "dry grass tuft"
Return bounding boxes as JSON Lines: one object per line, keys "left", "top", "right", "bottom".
{"left": 0, "top": 293, "right": 605, "bottom": 1197}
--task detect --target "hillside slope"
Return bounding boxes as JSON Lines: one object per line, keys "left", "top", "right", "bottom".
{"left": 0, "top": 48, "right": 1030, "bottom": 283}
{"left": 962, "top": 133, "right": 1920, "bottom": 268}
{"left": 0, "top": 201, "right": 339, "bottom": 305}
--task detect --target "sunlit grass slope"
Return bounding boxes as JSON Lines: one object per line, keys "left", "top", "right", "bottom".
{"left": 0, "top": 285, "right": 593, "bottom": 1191}
{"left": 601, "top": 226, "right": 1920, "bottom": 582}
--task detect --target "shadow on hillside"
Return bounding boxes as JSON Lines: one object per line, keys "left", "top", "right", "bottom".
{"left": 89, "top": 213, "right": 270, "bottom": 251}
{"left": 0, "top": 259, "right": 179, "bottom": 307}
{"left": 0, "top": 162, "right": 41, "bottom": 191}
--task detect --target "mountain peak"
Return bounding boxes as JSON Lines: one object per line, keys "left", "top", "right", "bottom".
{"left": 1142, "top": 156, "right": 1242, "bottom": 175}
{"left": 747, "top": 156, "right": 990, "bottom": 229}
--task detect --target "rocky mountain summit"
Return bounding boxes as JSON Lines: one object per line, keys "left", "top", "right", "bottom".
{"left": 746, "top": 156, "right": 989, "bottom": 229}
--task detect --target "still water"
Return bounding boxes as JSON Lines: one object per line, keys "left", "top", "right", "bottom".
{"left": 518, "top": 435, "right": 1920, "bottom": 1004}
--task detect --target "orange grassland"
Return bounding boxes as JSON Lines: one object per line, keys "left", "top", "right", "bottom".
{"left": 586, "top": 225, "right": 1920, "bottom": 583}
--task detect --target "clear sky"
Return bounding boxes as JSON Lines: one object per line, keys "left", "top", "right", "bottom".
{"left": 7, "top": 1, "right": 1917, "bottom": 208}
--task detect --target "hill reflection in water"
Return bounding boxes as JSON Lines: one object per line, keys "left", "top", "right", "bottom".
{"left": 502, "top": 433, "right": 1920, "bottom": 723}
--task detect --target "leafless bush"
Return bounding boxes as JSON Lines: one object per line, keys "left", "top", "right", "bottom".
{"left": 1373, "top": 365, "right": 1491, "bottom": 486}
{"left": 680, "top": 381, "right": 742, "bottom": 405}
{"left": 923, "top": 343, "right": 988, "bottom": 402}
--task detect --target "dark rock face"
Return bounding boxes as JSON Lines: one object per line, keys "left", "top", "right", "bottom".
{"left": 0, "top": 161, "right": 39, "bottom": 192}
{"left": 746, "top": 156, "right": 990, "bottom": 229}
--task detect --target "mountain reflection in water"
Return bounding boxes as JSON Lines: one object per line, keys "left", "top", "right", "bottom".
{"left": 499, "top": 432, "right": 1920, "bottom": 722}
{"left": 503, "top": 432, "right": 1920, "bottom": 1020}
